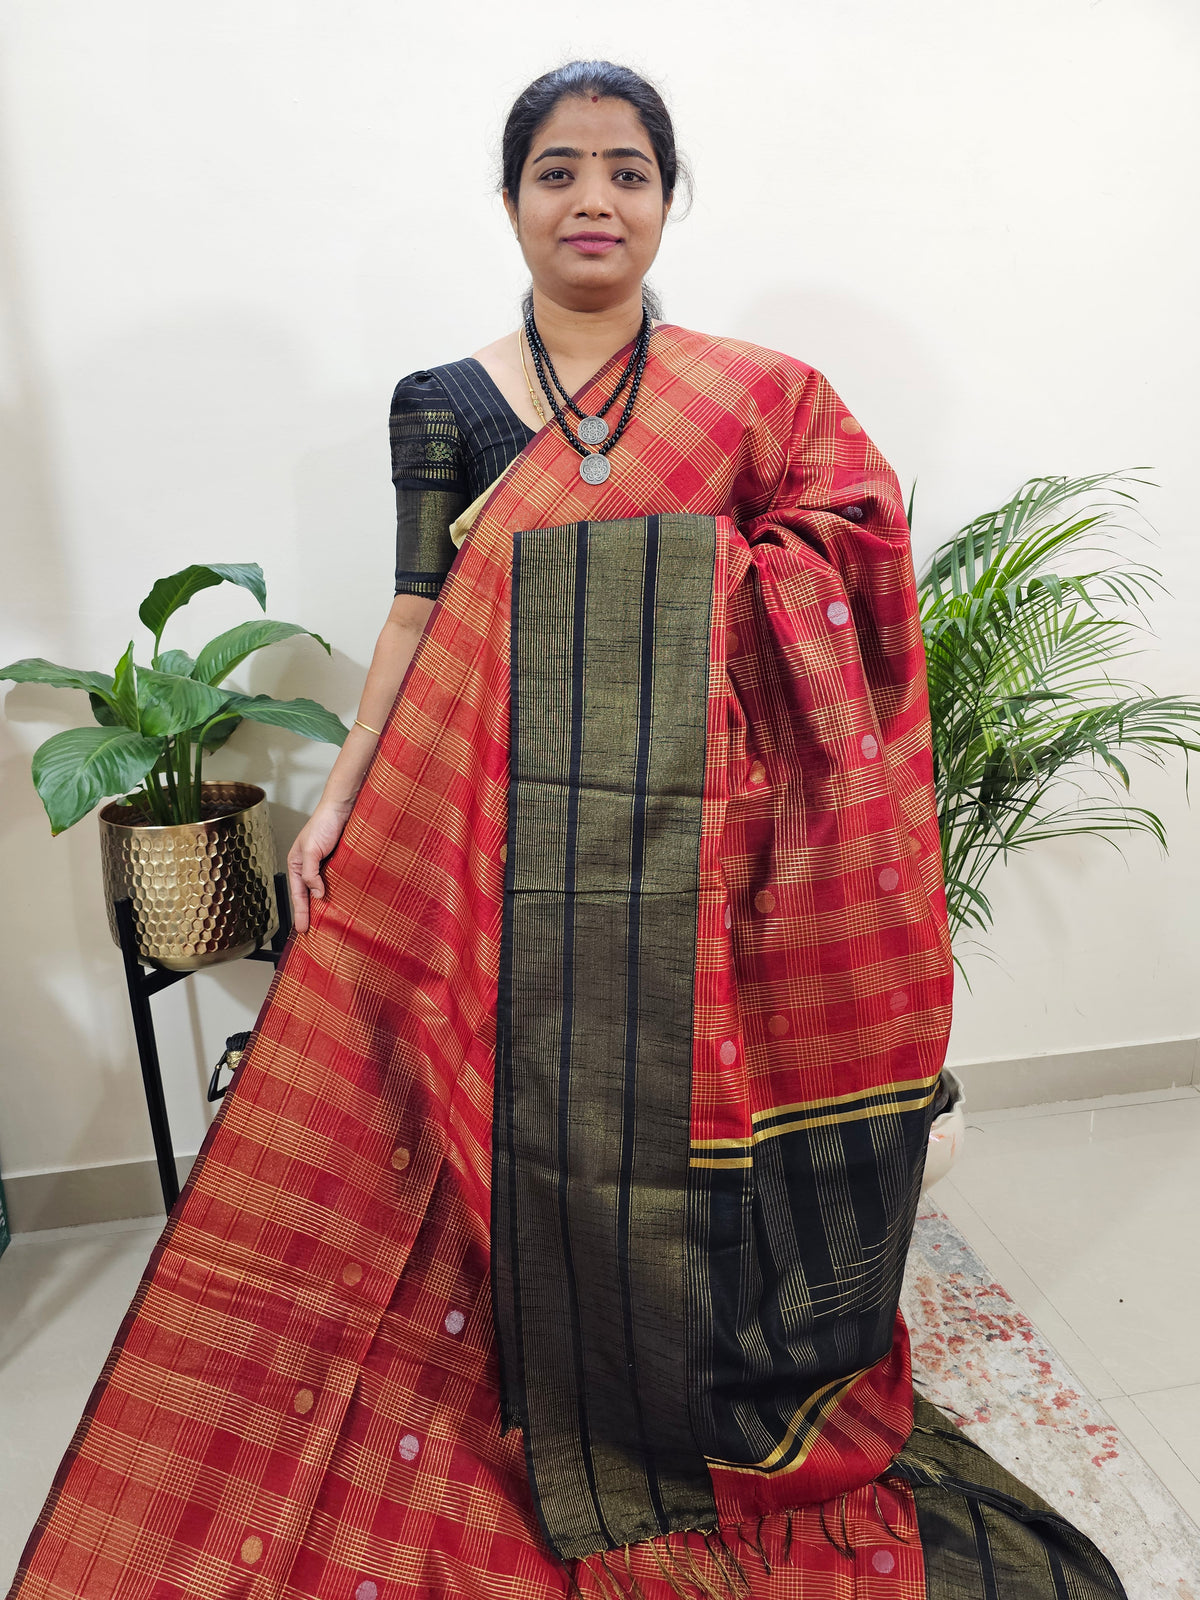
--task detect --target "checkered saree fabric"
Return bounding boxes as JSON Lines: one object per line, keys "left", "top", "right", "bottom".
{"left": 9, "top": 328, "right": 1125, "bottom": 1600}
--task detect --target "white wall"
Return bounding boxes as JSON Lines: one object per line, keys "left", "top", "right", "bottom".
{"left": 1, "top": 0, "right": 1197, "bottom": 1181}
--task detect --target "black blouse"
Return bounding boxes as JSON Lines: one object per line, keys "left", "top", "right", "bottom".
{"left": 391, "top": 359, "right": 534, "bottom": 598}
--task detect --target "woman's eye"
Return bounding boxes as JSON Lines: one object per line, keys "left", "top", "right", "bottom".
{"left": 539, "top": 168, "right": 572, "bottom": 182}
{"left": 614, "top": 169, "right": 648, "bottom": 184}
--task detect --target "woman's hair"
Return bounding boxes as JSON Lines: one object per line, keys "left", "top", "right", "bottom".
{"left": 500, "top": 59, "right": 687, "bottom": 206}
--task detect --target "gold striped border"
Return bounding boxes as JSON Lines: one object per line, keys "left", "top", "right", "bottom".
{"left": 690, "top": 1073, "right": 940, "bottom": 1169}
{"left": 704, "top": 1363, "right": 870, "bottom": 1474}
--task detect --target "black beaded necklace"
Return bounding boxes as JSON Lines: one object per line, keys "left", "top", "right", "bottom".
{"left": 523, "top": 309, "right": 652, "bottom": 484}
{"left": 526, "top": 312, "right": 643, "bottom": 433}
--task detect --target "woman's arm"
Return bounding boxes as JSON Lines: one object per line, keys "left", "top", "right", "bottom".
{"left": 286, "top": 592, "right": 434, "bottom": 931}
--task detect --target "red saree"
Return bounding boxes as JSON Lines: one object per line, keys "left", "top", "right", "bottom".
{"left": 9, "top": 327, "right": 1125, "bottom": 1599}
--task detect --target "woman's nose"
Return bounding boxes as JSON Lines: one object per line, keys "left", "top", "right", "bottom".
{"left": 574, "top": 177, "right": 613, "bottom": 216}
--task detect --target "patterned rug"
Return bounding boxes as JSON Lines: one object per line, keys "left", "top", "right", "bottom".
{"left": 902, "top": 1201, "right": 1200, "bottom": 1598}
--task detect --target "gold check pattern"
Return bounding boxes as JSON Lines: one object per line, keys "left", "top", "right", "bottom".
{"left": 8, "top": 327, "right": 1125, "bottom": 1600}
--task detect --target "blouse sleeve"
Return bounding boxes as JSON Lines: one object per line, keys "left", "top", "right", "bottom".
{"left": 391, "top": 370, "right": 471, "bottom": 598}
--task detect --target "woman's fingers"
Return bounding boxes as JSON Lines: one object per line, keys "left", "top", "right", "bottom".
{"left": 286, "top": 804, "right": 351, "bottom": 935}
{"left": 302, "top": 845, "right": 326, "bottom": 900}
{"left": 286, "top": 849, "right": 310, "bottom": 934}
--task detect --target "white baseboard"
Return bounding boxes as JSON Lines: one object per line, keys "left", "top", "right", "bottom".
{"left": 5, "top": 1036, "right": 1198, "bottom": 1232}
{"left": 6, "top": 1154, "right": 198, "bottom": 1234}
{"left": 950, "top": 1035, "right": 1199, "bottom": 1112}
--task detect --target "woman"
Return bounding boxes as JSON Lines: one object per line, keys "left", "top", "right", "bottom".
{"left": 12, "top": 61, "right": 1124, "bottom": 1600}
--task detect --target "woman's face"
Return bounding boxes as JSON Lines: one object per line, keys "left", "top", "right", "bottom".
{"left": 505, "top": 95, "right": 671, "bottom": 311}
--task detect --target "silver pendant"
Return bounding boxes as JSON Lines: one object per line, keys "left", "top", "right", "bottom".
{"left": 577, "top": 414, "right": 609, "bottom": 445}
{"left": 579, "top": 453, "right": 611, "bottom": 485}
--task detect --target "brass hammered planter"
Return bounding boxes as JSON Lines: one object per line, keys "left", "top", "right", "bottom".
{"left": 99, "top": 781, "right": 279, "bottom": 971}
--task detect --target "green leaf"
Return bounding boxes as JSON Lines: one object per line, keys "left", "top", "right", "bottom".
{"left": 138, "top": 563, "right": 266, "bottom": 646}
{"left": 111, "top": 643, "right": 139, "bottom": 730}
{"left": 156, "top": 648, "right": 196, "bottom": 677}
{"left": 918, "top": 469, "right": 1200, "bottom": 951}
{"left": 199, "top": 715, "right": 242, "bottom": 753}
{"left": 192, "top": 620, "right": 331, "bottom": 686}
{"left": 136, "top": 669, "right": 231, "bottom": 737}
{"left": 89, "top": 692, "right": 119, "bottom": 727}
{"left": 219, "top": 692, "right": 348, "bottom": 746}
{"left": 946, "top": 879, "right": 994, "bottom": 935}
{"left": 0, "top": 658, "right": 116, "bottom": 705}
{"left": 31, "top": 726, "right": 165, "bottom": 834}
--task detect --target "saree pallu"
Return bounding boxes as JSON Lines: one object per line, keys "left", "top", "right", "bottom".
{"left": 9, "top": 328, "right": 1125, "bottom": 1600}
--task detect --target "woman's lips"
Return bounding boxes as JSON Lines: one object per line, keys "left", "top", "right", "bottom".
{"left": 563, "top": 235, "right": 621, "bottom": 255}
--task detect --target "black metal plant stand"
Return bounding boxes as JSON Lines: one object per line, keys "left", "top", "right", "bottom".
{"left": 113, "top": 873, "right": 292, "bottom": 1212}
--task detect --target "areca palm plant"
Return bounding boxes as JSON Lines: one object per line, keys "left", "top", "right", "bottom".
{"left": 916, "top": 472, "right": 1200, "bottom": 962}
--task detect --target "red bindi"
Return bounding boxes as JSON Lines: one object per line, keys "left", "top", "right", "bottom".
{"left": 591, "top": 95, "right": 598, "bottom": 102}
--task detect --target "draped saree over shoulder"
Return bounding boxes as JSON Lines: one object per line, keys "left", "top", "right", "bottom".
{"left": 9, "top": 328, "right": 1126, "bottom": 1600}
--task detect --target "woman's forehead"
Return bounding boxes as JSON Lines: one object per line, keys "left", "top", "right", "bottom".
{"left": 527, "top": 97, "right": 653, "bottom": 156}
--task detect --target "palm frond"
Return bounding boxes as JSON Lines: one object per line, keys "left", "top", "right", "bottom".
{"left": 919, "top": 471, "right": 1196, "bottom": 947}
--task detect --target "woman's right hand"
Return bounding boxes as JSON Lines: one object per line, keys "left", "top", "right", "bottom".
{"left": 286, "top": 797, "right": 355, "bottom": 933}
{"left": 283, "top": 592, "right": 433, "bottom": 934}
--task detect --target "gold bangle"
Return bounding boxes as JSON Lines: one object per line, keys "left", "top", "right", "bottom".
{"left": 354, "top": 717, "right": 383, "bottom": 737}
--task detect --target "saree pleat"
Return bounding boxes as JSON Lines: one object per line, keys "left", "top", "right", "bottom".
{"left": 8, "top": 327, "right": 1124, "bottom": 1599}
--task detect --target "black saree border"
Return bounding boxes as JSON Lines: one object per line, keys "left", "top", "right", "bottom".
{"left": 892, "top": 1395, "right": 1129, "bottom": 1599}
{"left": 492, "top": 513, "right": 719, "bottom": 1560}
{"left": 685, "top": 1073, "right": 937, "bottom": 1474}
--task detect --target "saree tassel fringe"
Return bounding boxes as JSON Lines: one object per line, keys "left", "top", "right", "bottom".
{"left": 596, "top": 1550, "right": 625, "bottom": 1600}
{"left": 710, "top": 1527, "right": 751, "bottom": 1595}
{"left": 648, "top": 1537, "right": 691, "bottom": 1600}
{"left": 699, "top": 1531, "right": 737, "bottom": 1597}
{"left": 593, "top": 1503, "right": 889, "bottom": 1591}
{"left": 575, "top": 1556, "right": 603, "bottom": 1600}
{"left": 679, "top": 1535, "right": 727, "bottom": 1600}
{"left": 817, "top": 1497, "right": 856, "bottom": 1561}
{"left": 623, "top": 1543, "right": 649, "bottom": 1600}
{"left": 873, "top": 1480, "right": 911, "bottom": 1543}
{"left": 750, "top": 1515, "right": 772, "bottom": 1575}
{"left": 579, "top": 1553, "right": 608, "bottom": 1600}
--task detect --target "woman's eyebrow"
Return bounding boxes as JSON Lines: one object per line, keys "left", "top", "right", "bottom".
{"left": 532, "top": 146, "right": 654, "bottom": 163}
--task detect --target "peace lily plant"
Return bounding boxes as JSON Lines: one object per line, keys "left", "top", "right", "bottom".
{"left": 2, "top": 562, "right": 348, "bottom": 833}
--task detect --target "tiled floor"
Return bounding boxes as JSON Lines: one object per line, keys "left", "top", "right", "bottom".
{"left": 0, "top": 1215, "right": 163, "bottom": 1585}
{"left": 1, "top": 1083, "right": 1198, "bottom": 1588}
{"left": 937, "top": 1081, "right": 1200, "bottom": 1529}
